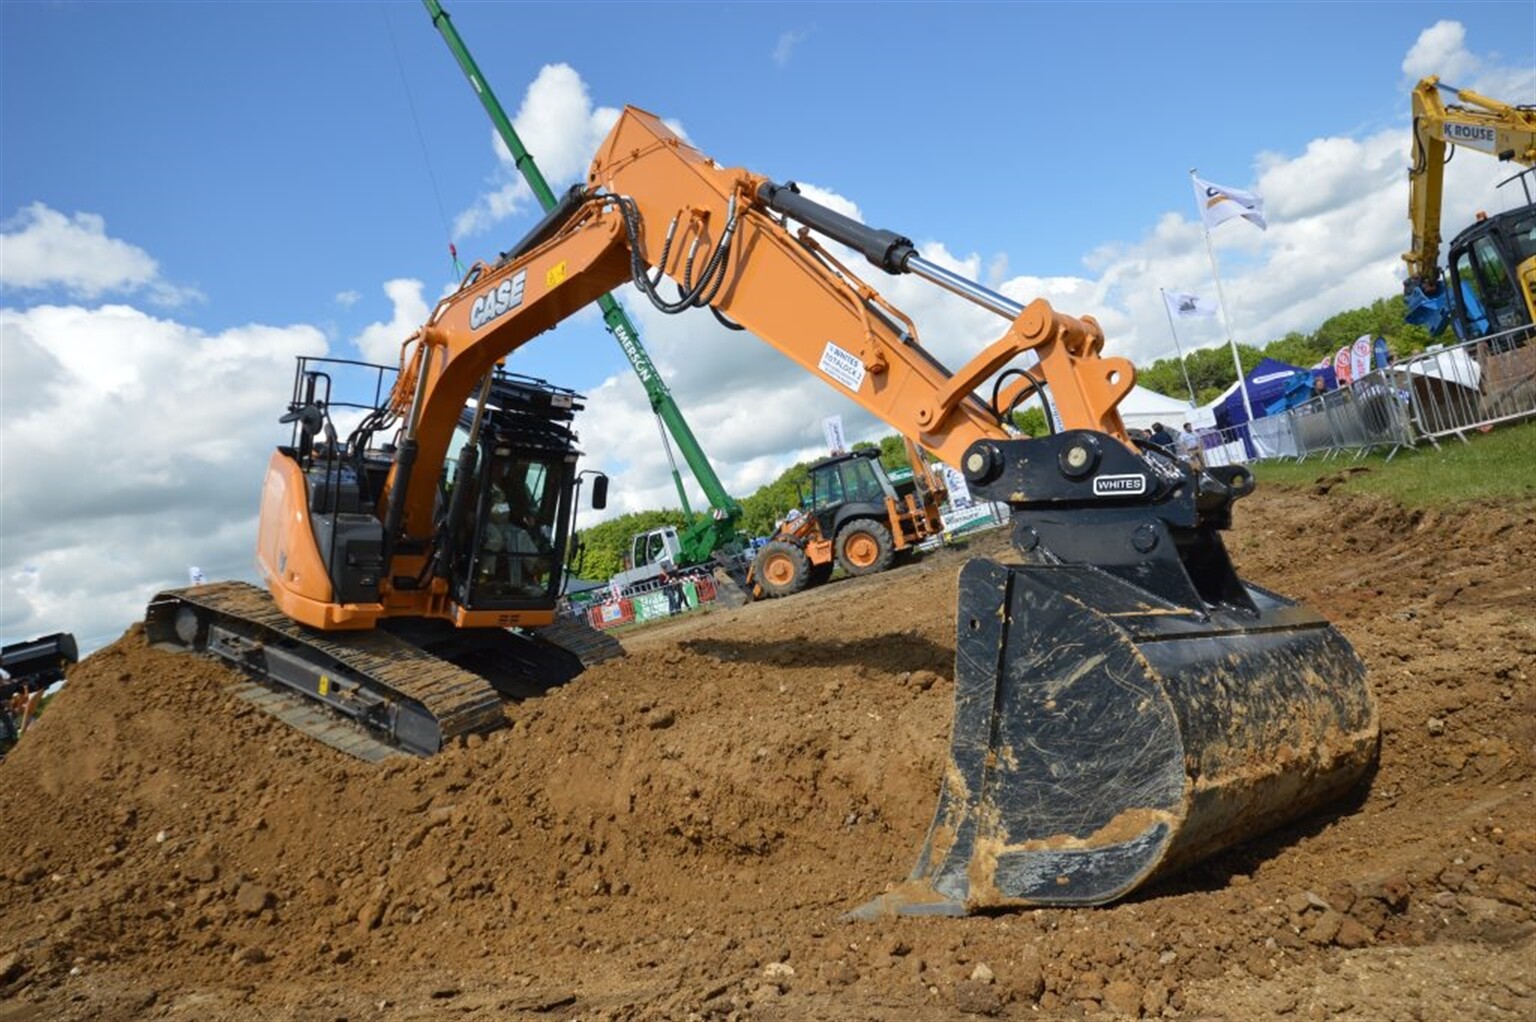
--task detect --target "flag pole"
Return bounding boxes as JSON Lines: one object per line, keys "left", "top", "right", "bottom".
{"left": 1158, "top": 288, "right": 1200, "bottom": 406}
{"left": 1192, "top": 169, "right": 1255, "bottom": 426}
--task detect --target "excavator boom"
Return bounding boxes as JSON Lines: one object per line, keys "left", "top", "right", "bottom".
{"left": 1404, "top": 76, "right": 1536, "bottom": 334}
{"left": 154, "top": 103, "right": 1376, "bottom": 913}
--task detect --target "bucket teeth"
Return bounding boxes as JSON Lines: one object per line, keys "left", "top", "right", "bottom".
{"left": 852, "top": 557, "right": 1377, "bottom": 917}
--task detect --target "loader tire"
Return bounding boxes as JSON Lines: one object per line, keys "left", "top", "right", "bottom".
{"left": 754, "top": 541, "right": 810, "bottom": 598}
{"left": 836, "top": 520, "right": 895, "bottom": 577}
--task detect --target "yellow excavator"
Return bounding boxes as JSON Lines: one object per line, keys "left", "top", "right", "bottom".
{"left": 1403, "top": 75, "right": 1536, "bottom": 340}
{"left": 148, "top": 107, "right": 1377, "bottom": 915}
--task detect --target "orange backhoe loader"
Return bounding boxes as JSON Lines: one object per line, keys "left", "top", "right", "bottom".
{"left": 148, "top": 107, "right": 1376, "bottom": 915}
{"left": 750, "top": 440, "right": 946, "bottom": 598}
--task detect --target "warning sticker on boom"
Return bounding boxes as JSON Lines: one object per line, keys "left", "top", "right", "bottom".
{"left": 819, "top": 341, "right": 867, "bottom": 393}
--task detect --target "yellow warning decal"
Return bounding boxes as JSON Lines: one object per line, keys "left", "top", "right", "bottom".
{"left": 319, "top": 675, "right": 330, "bottom": 697}
{"left": 546, "top": 261, "right": 568, "bottom": 288}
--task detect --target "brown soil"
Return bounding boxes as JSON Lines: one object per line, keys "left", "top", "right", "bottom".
{"left": 2, "top": 488, "right": 1533, "bottom": 1021}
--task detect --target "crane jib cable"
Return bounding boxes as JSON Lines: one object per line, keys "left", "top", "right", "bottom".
{"left": 383, "top": 5, "right": 465, "bottom": 281}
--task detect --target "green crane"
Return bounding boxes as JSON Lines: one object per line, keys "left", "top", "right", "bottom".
{"left": 422, "top": 0, "right": 743, "bottom": 566}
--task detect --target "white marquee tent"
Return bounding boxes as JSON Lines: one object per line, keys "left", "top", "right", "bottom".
{"left": 1017, "top": 384, "right": 1205, "bottom": 432}
{"left": 1116, "top": 385, "right": 1200, "bottom": 433}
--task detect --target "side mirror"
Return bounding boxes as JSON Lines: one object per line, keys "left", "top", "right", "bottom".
{"left": 589, "top": 473, "right": 609, "bottom": 510}
{"left": 279, "top": 403, "right": 325, "bottom": 437}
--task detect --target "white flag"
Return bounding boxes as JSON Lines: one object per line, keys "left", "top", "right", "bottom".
{"left": 822, "top": 415, "right": 847, "bottom": 455}
{"left": 1191, "top": 174, "right": 1267, "bottom": 231}
{"left": 1163, "top": 290, "right": 1218, "bottom": 319}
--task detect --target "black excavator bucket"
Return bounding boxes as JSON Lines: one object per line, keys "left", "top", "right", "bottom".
{"left": 851, "top": 432, "right": 1378, "bottom": 916}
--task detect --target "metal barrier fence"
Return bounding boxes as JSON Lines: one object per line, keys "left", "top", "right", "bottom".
{"left": 1190, "top": 323, "right": 1534, "bottom": 463}
{"left": 584, "top": 574, "right": 721, "bottom": 630}
{"left": 1197, "top": 424, "right": 1253, "bottom": 467}
{"left": 1288, "top": 368, "right": 1416, "bottom": 460}
{"left": 1396, "top": 325, "right": 1536, "bottom": 443}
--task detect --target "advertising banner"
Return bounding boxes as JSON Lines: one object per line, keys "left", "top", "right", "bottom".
{"left": 1350, "top": 335, "right": 1373, "bottom": 381}
{"left": 937, "top": 464, "right": 973, "bottom": 508}
{"left": 1333, "top": 346, "right": 1354, "bottom": 386}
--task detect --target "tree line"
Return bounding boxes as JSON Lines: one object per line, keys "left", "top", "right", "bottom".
{"left": 1137, "top": 295, "right": 1433, "bottom": 405}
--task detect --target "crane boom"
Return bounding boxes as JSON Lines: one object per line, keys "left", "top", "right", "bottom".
{"left": 422, "top": 0, "right": 742, "bottom": 557}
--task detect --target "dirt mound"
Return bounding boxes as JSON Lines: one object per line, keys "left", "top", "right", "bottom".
{"left": 2, "top": 489, "right": 1533, "bottom": 1020}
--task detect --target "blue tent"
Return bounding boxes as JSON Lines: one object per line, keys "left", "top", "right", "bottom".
{"left": 1266, "top": 361, "right": 1343, "bottom": 416}
{"left": 1215, "top": 357, "right": 1333, "bottom": 428}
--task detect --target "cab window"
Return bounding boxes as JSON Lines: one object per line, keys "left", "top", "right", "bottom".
{"left": 840, "top": 459, "right": 886, "bottom": 503}
{"left": 812, "top": 466, "right": 845, "bottom": 510}
{"left": 1471, "top": 235, "right": 1516, "bottom": 309}
{"left": 1506, "top": 212, "right": 1535, "bottom": 266}
{"left": 1452, "top": 250, "right": 1491, "bottom": 337}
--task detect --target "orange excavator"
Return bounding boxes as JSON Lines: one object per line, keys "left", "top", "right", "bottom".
{"left": 148, "top": 107, "right": 1377, "bottom": 914}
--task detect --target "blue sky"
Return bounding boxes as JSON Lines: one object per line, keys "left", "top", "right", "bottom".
{"left": 2, "top": 2, "right": 1533, "bottom": 649}
{"left": 7, "top": 2, "right": 1531, "bottom": 374}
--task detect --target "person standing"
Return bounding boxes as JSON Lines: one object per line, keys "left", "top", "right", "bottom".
{"left": 1179, "top": 422, "right": 1204, "bottom": 469}
{"left": 659, "top": 569, "right": 685, "bottom": 615}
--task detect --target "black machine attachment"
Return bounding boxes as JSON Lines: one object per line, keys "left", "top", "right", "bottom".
{"left": 855, "top": 432, "right": 1377, "bottom": 915}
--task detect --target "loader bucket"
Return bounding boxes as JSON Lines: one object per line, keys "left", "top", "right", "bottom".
{"left": 852, "top": 557, "right": 1377, "bottom": 916}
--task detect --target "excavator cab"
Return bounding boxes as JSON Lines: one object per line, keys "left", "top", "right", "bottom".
{"left": 456, "top": 450, "right": 567, "bottom": 607}
{"left": 445, "top": 374, "right": 586, "bottom": 612}
{"left": 1443, "top": 204, "right": 1536, "bottom": 345}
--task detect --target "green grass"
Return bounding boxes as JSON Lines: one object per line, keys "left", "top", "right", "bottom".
{"left": 1251, "top": 419, "right": 1536, "bottom": 506}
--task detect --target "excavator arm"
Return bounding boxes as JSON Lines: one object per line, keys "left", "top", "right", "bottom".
{"left": 1404, "top": 76, "right": 1536, "bottom": 329}
{"left": 380, "top": 107, "right": 1140, "bottom": 548}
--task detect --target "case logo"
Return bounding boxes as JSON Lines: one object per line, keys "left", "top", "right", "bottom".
{"left": 469, "top": 270, "right": 528, "bottom": 330}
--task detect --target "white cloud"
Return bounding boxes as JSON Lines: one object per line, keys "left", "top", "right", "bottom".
{"left": 352, "top": 278, "right": 430, "bottom": 364}
{"left": 773, "top": 30, "right": 809, "bottom": 68}
{"left": 1402, "top": 20, "right": 1478, "bottom": 83}
{"left": 0, "top": 203, "right": 200, "bottom": 306}
{"left": 335, "top": 289, "right": 361, "bottom": 308}
{"left": 0, "top": 303, "right": 327, "bottom": 650}
{"left": 453, "top": 64, "right": 623, "bottom": 238}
